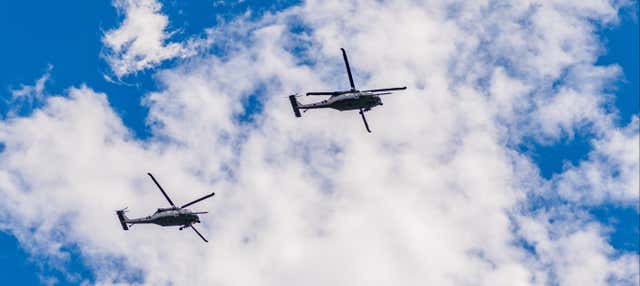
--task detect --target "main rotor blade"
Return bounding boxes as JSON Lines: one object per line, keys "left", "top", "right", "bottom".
{"left": 341, "top": 48, "right": 356, "bottom": 90}
{"left": 306, "top": 90, "right": 351, "bottom": 96}
{"left": 359, "top": 109, "right": 372, "bottom": 133}
{"left": 306, "top": 92, "right": 337, "bottom": 96}
{"left": 360, "top": 87, "right": 407, "bottom": 93}
{"left": 190, "top": 225, "right": 208, "bottom": 243}
{"left": 147, "top": 173, "right": 176, "bottom": 207}
{"left": 180, "top": 192, "right": 215, "bottom": 209}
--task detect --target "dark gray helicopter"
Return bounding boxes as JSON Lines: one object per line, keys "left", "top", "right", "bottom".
{"left": 116, "top": 173, "right": 215, "bottom": 242}
{"left": 289, "top": 48, "right": 406, "bottom": 133}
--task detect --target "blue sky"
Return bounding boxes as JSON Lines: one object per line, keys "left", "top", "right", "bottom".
{"left": 0, "top": 1, "right": 638, "bottom": 285}
{"left": 0, "top": 0, "right": 300, "bottom": 137}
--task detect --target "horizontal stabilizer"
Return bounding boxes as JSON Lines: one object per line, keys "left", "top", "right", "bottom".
{"left": 116, "top": 210, "right": 129, "bottom": 231}
{"left": 289, "top": 95, "right": 302, "bottom": 117}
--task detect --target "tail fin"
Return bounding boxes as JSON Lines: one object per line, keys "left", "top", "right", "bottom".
{"left": 116, "top": 210, "right": 129, "bottom": 230}
{"left": 289, "top": 95, "right": 302, "bottom": 117}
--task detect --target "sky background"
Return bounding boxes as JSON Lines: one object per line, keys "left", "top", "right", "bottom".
{"left": 0, "top": 0, "right": 638, "bottom": 285}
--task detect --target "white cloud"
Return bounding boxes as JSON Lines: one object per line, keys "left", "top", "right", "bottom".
{"left": 102, "top": 0, "right": 197, "bottom": 77}
{"left": 516, "top": 209, "right": 639, "bottom": 285}
{"left": 531, "top": 64, "right": 620, "bottom": 140}
{"left": 554, "top": 116, "right": 639, "bottom": 205}
{"left": 1, "top": 0, "right": 638, "bottom": 285}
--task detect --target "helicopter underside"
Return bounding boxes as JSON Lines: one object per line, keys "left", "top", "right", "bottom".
{"left": 329, "top": 96, "right": 381, "bottom": 111}
{"left": 131, "top": 213, "right": 200, "bottom": 227}
{"left": 156, "top": 213, "right": 199, "bottom": 226}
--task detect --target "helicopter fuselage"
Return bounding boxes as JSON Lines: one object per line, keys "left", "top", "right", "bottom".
{"left": 125, "top": 208, "right": 202, "bottom": 227}
{"left": 300, "top": 92, "right": 383, "bottom": 111}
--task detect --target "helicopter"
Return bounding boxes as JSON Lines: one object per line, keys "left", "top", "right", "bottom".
{"left": 116, "top": 173, "right": 215, "bottom": 242}
{"left": 289, "top": 48, "right": 407, "bottom": 133}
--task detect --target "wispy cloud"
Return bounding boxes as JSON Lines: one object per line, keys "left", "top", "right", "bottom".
{"left": 4, "top": 64, "right": 53, "bottom": 117}
{"left": 102, "top": 0, "right": 198, "bottom": 77}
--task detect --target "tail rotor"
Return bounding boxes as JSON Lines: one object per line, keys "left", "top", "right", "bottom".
{"left": 116, "top": 208, "right": 129, "bottom": 231}
{"left": 289, "top": 94, "right": 302, "bottom": 117}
